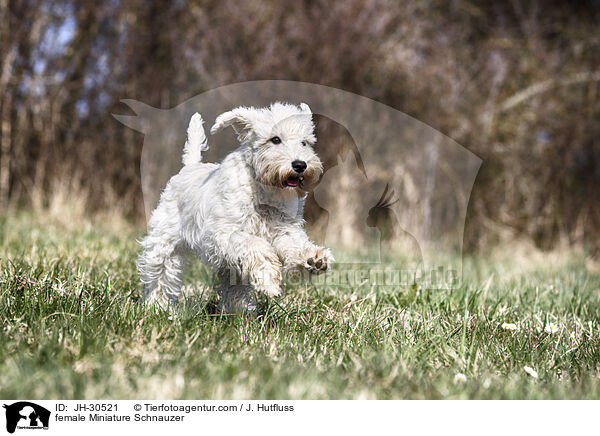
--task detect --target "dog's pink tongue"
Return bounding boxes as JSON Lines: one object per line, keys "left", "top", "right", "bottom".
{"left": 285, "top": 177, "right": 299, "bottom": 187}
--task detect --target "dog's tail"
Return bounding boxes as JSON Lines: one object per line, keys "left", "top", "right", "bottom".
{"left": 182, "top": 112, "right": 208, "bottom": 166}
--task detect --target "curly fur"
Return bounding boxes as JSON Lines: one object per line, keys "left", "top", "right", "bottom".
{"left": 138, "top": 102, "right": 333, "bottom": 314}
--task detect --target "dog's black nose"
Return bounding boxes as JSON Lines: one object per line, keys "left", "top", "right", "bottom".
{"left": 292, "top": 160, "right": 307, "bottom": 174}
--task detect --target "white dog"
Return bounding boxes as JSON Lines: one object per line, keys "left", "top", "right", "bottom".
{"left": 138, "top": 102, "right": 333, "bottom": 314}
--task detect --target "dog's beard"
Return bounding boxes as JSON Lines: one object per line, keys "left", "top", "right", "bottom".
{"left": 257, "top": 164, "right": 321, "bottom": 192}
{"left": 252, "top": 146, "right": 323, "bottom": 192}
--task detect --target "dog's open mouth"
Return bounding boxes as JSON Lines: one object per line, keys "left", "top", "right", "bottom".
{"left": 283, "top": 175, "right": 304, "bottom": 188}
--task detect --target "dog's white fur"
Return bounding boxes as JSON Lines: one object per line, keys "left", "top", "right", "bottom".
{"left": 138, "top": 102, "right": 333, "bottom": 314}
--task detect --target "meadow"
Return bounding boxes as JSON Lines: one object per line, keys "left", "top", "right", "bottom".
{"left": 1, "top": 210, "right": 599, "bottom": 399}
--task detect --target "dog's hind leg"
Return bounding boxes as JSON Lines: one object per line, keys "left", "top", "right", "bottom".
{"left": 137, "top": 202, "right": 186, "bottom": 309}
{"left": 138, "top": 238, "right": 186, "bottom": 309}
{"left": 139, "top": 250, "right": 186, "bottom": 309}
{"left": 216, "top": 276, "right": 260, "bottom": 317}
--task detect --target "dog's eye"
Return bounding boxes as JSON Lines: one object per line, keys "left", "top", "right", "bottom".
{"left": 302, "top": 141, "right": 307, "bottom": 147}
{"left": 270, "top": 136, "right": 282, "bottom": 144}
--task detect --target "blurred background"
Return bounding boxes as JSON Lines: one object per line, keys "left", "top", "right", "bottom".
{"left": 0, "top": 0, "right": 598, "bottom": 255}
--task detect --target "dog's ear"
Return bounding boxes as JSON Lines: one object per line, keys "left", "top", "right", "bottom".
{"left": 210, "top": 107, "right": 258, "bottom": 141}
{"left": 299, "top": 103, "right": 312, "bottom": 114}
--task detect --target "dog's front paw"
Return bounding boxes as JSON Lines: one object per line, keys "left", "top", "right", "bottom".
{"left": 256, "top": 282, "right": 282, "bottom": 297}
{"left": 304, "top": 247, "right": 334, "bottom": 274}
{"left": 249, "top": 266, "right": 282, "bottom": 297}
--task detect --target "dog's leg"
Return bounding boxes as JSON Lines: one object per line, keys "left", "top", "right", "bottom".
{"left": 273, "top": 229, "right": 334, "bottom": 275}
{"left": 215, "top": 279, "right": 260, "bottom": 316}
{"left": 138, "top": 233, "right": 185, "bottom": 309}
{"left": 216, "top": 232, "right": 282, "bottom": 298}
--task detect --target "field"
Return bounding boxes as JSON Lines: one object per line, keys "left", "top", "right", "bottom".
{"left": 1, "top": 211, "right": 599, "bottom": 400}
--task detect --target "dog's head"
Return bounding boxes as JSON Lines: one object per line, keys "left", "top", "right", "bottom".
{"left": 211, "top": 102, "right": 323, "bottom": 192}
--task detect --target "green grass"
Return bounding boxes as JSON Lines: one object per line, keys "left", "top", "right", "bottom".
{"left": 1, "top": 211, "right": 599, "bottom": 399}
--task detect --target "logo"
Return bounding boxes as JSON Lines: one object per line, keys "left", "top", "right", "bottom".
{"left": 3, "top": 402, "right": 50, "bottom": 434}
{"left": 114, "top": 80, "right": 482, "bottom": 288}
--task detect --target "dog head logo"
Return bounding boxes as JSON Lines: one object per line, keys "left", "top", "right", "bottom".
{"left": 114, "top": 80, "right": 481, "bottom": 288}
{"left": 3, "top": 402, "right": 50, "bottom": 434}
{"left": 366, "top": 183, "right": 423, "bottom": 263}
{"left": 313, "top": 153, "right": 374, "bottom": 262}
